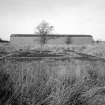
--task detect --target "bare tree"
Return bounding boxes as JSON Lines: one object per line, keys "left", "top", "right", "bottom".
{"left": 35, "top": 21, "right": 54, "bottom": 49}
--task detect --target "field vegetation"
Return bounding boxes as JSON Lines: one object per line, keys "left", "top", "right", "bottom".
{"left": 0, "top": 54, "right": 105, "bottom": 105}
{"left": 0, "top": 43, "right": 105, "bottom": 105}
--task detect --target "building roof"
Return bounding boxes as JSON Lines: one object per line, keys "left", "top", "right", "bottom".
{"left": 10, "top": 34, "right": 92, "bottom": 37}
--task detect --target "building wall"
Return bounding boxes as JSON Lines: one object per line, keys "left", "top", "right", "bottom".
{"left": 10, "top": 34, "right": 93, "bottom": 50}
{"left": 10, "top": 36, "right": 40, "bottom": 50}
{"left": 70, "top": 37, "right": 93, "bottom": 45}
{"left": 47, "top": 37, "right": 67, "bottom": 45}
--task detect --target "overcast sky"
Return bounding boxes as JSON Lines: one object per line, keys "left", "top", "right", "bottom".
{"left": 0, "top": 0, "right": 105, "bottom": 40}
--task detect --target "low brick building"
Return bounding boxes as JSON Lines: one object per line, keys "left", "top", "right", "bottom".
{"left": 10, "top": 34, "right": 94, "bottom": 50}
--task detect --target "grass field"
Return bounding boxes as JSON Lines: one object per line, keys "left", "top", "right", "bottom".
{"left": 0, "top": 44, "right": 105, "bottom": 105}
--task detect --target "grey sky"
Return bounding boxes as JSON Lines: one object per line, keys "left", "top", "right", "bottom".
{"left": 0, "top": 0, "right": 105, "bottom": 40}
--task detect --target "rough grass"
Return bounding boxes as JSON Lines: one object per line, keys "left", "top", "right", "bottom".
{"left": 1, "top": 55, "right": 105, "bottom": 105}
